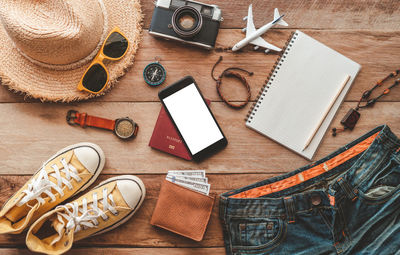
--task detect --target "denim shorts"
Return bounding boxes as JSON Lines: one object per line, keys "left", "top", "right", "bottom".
{"left": 220, "top": 125, "right": 400, "bottom": 255}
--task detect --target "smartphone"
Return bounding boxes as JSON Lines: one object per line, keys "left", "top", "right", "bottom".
{"left": 158, "top": 76, "right": 228, "bottom": 161}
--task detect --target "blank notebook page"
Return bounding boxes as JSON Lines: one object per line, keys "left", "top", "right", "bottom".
{"left": 246, "top": 30, "right": 361, "bottom": 160}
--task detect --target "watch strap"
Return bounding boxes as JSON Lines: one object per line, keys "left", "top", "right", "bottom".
{"left": 69, "top": 111, "right": 115, "bottom": 131}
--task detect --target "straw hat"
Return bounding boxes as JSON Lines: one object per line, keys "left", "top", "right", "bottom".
{"left": 0, "top": 0, "right": 142, "bottom": 102}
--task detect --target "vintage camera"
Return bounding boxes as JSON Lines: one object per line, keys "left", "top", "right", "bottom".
{"left": 149, "top": 0, "right": 223, "bottom": 49}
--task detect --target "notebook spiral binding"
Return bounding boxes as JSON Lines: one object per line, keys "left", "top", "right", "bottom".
{"left": 245, "top": 31, "right": 299, "bottom": 123}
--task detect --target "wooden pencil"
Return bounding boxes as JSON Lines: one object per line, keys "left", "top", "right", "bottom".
{"left": 303, "top": 75, "right": 351, "bottom": 151}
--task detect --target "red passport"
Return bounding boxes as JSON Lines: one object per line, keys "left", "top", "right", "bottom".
{"left": 149, "top": 100, "right": 211, "bottom": 160}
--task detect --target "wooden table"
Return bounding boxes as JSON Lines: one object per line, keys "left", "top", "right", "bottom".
{"left": 1, "top": 1, "right": 399, "bottom": 254}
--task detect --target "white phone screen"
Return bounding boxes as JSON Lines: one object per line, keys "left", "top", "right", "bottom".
{"left": 163, "top": 83, "right": 224, "bottom": 155}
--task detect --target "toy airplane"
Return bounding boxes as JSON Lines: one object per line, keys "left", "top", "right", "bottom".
{"left": 232, "top": 5, "right": 288, "bottom": 53}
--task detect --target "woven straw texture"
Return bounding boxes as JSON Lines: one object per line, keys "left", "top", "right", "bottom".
{"left": 0, "top": 0, "right": 142, "bottom": 102}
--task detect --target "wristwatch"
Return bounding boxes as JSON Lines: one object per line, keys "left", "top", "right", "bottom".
{"left": 66, "top": 110, "right": 139, "bottom": 140}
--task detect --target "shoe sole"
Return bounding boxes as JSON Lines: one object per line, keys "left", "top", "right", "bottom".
{"left": 35, "top": 142, "right": 106, "bottom": 195}
{"left": 89, "top": 175, "right": 146, "bottom": 237}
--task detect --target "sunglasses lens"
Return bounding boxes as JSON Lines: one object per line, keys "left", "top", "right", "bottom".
{"left": 103, "top": 32, "right": 128, "bottom": 58}
{"left": 82, "top": 63, "right": 108, "bottom": 92}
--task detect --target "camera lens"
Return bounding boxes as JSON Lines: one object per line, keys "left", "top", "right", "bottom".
{"left": 179, "top": 13, "right": 195, "bottom": 30}
{"left": 172, "top": 6, "right": 203, "bottom": 38}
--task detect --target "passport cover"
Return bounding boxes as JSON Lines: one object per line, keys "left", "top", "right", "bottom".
{"left": 149, "top": 99, "right": 211, "bottom": 160}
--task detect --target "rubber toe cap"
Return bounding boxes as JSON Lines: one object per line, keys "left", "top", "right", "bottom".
{"left": 73, "top": 145, "right": 103, "bottom": 174}
{"left": 116, "top": 177, "right": 145, "bottom": 209}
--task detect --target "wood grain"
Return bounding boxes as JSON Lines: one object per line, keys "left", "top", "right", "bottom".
{"left": 0, "top": 102, "right": 399, "bottom": 175}
{"left": 0, "top": 248, "right": 226, "bottom": 255}
{"left": 0, "top": 30, "right": 399, "bottom": 103}
{"left": 0, "top": 0, "right": 399, "bottom": 253}
{"left": 140, "top": 0, "right": 400, "bottom": 30}
{"left": 0, "top": 174, "right": 276, "bottom": 247}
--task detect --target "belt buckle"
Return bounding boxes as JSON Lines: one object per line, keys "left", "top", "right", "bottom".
{"left": 66, "top": 110, "right": 78, "bottom": 125}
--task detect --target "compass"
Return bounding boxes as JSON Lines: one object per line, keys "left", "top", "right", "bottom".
{"left": 143, "top": 61, "right": 166, "bottom": 86}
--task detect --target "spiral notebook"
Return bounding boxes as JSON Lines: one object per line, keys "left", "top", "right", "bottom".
{"left": 245, "top": 30, "right": 361, "bottom": 160}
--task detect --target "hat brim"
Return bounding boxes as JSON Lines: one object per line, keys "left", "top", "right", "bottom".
{"left": 0, "top": 0, "right": 142, "bottom": 102}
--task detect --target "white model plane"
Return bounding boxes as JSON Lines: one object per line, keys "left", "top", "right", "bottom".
{"left": 232, "top": 5, "right": 288, "bottom": 53}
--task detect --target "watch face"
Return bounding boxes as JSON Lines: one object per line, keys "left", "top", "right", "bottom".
{"left": 143, "top": 62, "right": 166, "bottom": 86}
{"left": 115, "top": 118, "right": 137, "bottom": 139}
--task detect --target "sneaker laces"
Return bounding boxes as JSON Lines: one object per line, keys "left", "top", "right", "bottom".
{"left": 17, "top": 158, "right": 82, "bottom": 207}
{"left": 56, "top": 188, "right": 118, "bottom": 237}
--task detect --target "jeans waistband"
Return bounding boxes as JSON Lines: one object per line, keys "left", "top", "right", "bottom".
{"left": 220, "top": 125, "right": 400, "bottom": 219}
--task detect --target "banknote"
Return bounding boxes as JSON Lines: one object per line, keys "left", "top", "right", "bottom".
{"left": 167, "top": 170, "right": 206, "bottom": 178}
{"left": 166, "top": 174, "right": 208, "bottom": 184}
{"left": 166, "top": 175, "right": 210, "bottom": 195}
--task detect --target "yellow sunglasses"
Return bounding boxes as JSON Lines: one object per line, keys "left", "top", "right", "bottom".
{"left": 77, "top": 27, "right": 130, "bottom": 94}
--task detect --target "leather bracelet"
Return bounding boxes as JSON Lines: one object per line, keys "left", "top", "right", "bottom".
{"left": 66, "top": 110, "right": 139, "bottom": 140}
{"left": 216, "top": 70, "right": 252, "bottom": 109}
{"left": 212, "top": 56, "right": 253, "bottom": 109}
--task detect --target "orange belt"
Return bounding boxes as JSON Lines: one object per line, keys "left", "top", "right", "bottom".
{"left": 230, "top": 132, "right": 379, "bottom": 199}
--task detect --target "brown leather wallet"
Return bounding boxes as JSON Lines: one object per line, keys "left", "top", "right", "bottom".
{"left": 150, "top": 179, "right": 215, "bottom": 241}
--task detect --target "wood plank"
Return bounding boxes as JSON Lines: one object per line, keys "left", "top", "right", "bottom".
{"left": 0, "top": 248, "right": 225, "bottom": 255}
{"left": 0, "top": 30, "right": 399, "bottom": 103}
{"left": 140, "top": 0, "right": 400, "bottom": 30}
{"left": 0, "top": 174, "right": 276, "bottom": 247}
{"left": 96, "top": 29, "right": 400, "bottom": 102}
{"left": 0, "top": 1, "right": 398, "bottom": 253}
{"left": 0, "top": 101, "right": 399, "bottom": 175}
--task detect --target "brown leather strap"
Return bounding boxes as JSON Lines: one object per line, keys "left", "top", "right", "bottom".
{"left": 216, "top": 70, "right": 251, "bottom": 109}
{"left": 69, "top": 111, "right": 115, "bottom": 131}
{"left": 211, "top": 56, "right": 253, "bottom": 109}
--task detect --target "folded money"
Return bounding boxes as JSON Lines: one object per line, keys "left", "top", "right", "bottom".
{"left": 167, "top": 170, "right": 205, "bottom": 178}
{"left": 166, "top": 174, "right": 208, "bottom": 184}
{"left": 166, "top": 171, "right": 210, "bottom": 195}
